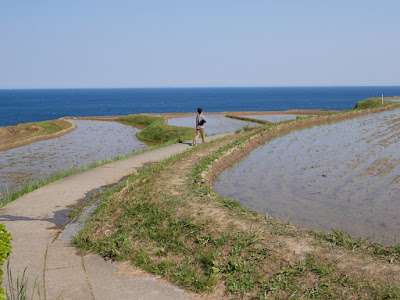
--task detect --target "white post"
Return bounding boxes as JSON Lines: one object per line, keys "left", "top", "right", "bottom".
{"left": 382, "top": 94, "right": 384, "bottom": 105}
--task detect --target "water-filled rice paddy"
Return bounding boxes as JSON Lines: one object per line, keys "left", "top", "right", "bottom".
{"left": 0, "top": 120, "right": 145, "bottom": 196}
{"left": 215, "top": 109, "right": 400, "bottom": 245}
{"left": 167, "top": 114, "right": 260, "bottom": 134}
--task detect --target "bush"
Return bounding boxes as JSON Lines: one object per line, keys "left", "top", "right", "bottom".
{"left": 0, "top": 223, "right": 12, "bottom": 299}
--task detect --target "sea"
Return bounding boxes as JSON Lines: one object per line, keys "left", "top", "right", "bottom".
{"left": 1, "top": 86, "right": 400, "bottom": 127}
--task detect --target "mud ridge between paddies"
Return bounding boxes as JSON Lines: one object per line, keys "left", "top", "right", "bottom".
{"left": 0, "top": 119, "right": 76, "bottom": 152}
{"left": 75, "top": 103, "right": 400, "bottom": 299}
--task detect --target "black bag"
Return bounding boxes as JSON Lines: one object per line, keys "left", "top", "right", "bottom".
{"left": 197, "top": 115, "right": 206, "bottom": 126}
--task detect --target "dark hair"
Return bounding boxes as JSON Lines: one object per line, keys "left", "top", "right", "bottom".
{"left": 197, "top": 107, "right": 203, "bottom": 114}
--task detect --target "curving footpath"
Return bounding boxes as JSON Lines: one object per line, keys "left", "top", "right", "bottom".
{"left": 1, "top": 134, "right": 229, "bottom": 300}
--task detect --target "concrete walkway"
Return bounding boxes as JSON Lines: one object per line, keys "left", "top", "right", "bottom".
{"left": 0, "top": 134, "right": 228, "bottom": 299}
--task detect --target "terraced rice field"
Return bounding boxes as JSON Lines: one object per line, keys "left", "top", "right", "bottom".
{"left": 215, "top": 109, "right": 400, "bottom": 245}
{"left": 0, "top": 120, "right": 145, "bottom": 196}
{"left": 167, "top": 114, "right": 260, "bottom": 134}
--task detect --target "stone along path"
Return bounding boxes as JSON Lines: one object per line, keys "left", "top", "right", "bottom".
{"left": 0, "top": 134, "right": 229, "bottom": 300}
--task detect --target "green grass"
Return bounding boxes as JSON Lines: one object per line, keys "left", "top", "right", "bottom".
{"left": 32, "top": 119, "right": 72, "bottom": 134}
{"left": 117, "top": 114, "right": 195, "bottom": 143}
{"left": 5, "top": 260, "right": 42, "bottom": 300}
{"left": 354, "top": 97, "right": 397, "bottom": 110}
{"left": 117, "top": 114, "right": 164, "bottom": 128}
{"left": 139, "top": 123, "right": 195, "bottom": 143}
{"left": 72, "top": 144, "right": 271, "bottom": 295}
{"left": 0, "top": 224, "right": 12, "bottom": 299}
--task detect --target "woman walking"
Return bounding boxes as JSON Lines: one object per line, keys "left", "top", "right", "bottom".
{"left": 193, "top": 107, "right": 207, "bottom": 146}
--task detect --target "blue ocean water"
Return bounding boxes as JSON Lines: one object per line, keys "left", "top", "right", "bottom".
{"left": 1, "top": 86, "right": 400, "bottom": 126}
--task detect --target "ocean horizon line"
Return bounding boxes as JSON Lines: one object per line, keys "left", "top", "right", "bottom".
{"left": 2, "top": 85, "right": 400, "bottom": 91}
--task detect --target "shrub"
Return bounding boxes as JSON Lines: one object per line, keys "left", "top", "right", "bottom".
{"left": 0, "top": 223, "right": 12, "bottom": 299}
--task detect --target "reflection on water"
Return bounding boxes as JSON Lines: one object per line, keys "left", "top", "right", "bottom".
{"left": 167, "top": 115, "right": 260, "bottom": 135}
{"left": 0, "top": 120, "right": 146, "bottom": 196}
{"left": 215, "top": 109, "right": 400, "bottom": 245}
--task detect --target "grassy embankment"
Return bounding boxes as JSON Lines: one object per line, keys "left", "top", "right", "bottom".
{"left": 0, "top": 119, "right": 74, "bottom": 151}
{"left": 117, "top": 114, "right": 195, "bottom": 144}
{"left": 74, "top": 99, "right": 400, "bottom": 298}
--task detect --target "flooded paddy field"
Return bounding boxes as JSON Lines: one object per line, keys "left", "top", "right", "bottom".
{"left": 239, "top": 114, "right": 309, "bottom": 123}
{"left": 215, "top": 109, "right": 400, "bottom": 245}
{"left": 0, "top": 120, "right": 145, "bottom": 196}
{"left": 167, "top": 114, "right": 261, "bottom": 134}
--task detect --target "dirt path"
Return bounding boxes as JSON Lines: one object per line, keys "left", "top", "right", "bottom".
{"left": 0, "top": 134, "right": 229, "bottom": 300}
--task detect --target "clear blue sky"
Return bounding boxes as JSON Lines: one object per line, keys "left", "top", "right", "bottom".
{"left": 1, "top": 1, "right": 399, "bottom": 88}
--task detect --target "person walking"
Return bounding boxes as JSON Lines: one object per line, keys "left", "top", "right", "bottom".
{"left": 193, "top": 107, "right": 207, "bottom": 146}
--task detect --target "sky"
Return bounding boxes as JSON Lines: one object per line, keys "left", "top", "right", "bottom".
{"left": 1, "top": 1, "right": 399, "bottom": 89}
